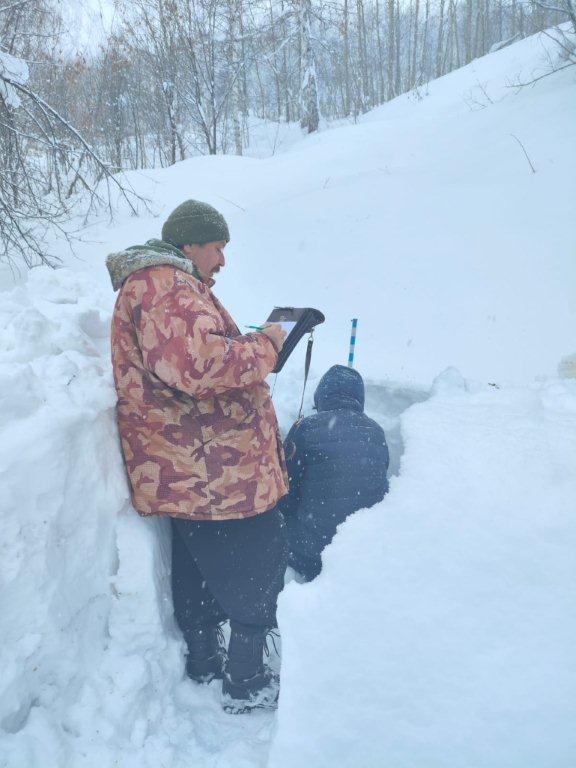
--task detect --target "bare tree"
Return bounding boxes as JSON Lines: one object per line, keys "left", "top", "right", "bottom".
{"left": 343, "top": 0, "right": 351, "bottom": 113}
{"left": 436, "top": 0, "right": 447, "bottom": 76}
{"left": 386, "top": 0, "right": 396, "bottom": 98}
{"left": 410, "top": 0, "right": 420, "bottom": 88}
{"left": 0, "top": 0, "right": 139, "bottom": 269}
{"left": 227, "top": 0, "right": 245, "bottom": 154}
{"left": 535, "top": 0, "right": 576, "bottom": 36}
{"left": 299, "top": 0, "right": 320, "bottom": 132}
{"left": 3, "top": 0, "right": 566, "bottom": 199}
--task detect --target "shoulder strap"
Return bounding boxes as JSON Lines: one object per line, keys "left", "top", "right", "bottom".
{"left": 297, "top": 330, "right": 315, "bottom": 422}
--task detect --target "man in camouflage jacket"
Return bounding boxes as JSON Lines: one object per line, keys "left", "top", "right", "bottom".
{"left": 107, "top": 200, "right": 288, "bottom": 712}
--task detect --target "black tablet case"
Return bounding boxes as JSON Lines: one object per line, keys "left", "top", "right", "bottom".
{"left": 266, "top": 307, "right": 325, "bottom": 373}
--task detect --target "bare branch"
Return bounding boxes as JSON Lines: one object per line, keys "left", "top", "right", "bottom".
{"left": 505, "top": 60, "right": 575, "bottom": 89}
{"left": 0, "top": 0, "right": 35, "bottom": 14}
{"left": 510, "top": 134, "right": 537, "bottom": 174}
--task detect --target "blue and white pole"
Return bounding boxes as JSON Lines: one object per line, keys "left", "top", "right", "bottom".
{"left": 348, "top": 318, "right": 358, "bottom": 368}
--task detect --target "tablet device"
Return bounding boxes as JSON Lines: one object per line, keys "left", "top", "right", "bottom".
{"left": 266, "top": 307, "right": 325, "bottom": 373}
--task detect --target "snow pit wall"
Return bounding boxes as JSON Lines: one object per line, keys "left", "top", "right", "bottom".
{"left": 0, "top": 269, "right": 186, "bottom": 767}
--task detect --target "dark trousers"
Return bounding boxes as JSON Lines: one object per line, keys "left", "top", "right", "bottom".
{"left": 171, "top": 508, "right": 288, "bottom": 644}
{"left": 284, "top": 513, "right": 323, "bottom": 581}
{"left": 288, "top": 547, "right": 322, "bottom": 582}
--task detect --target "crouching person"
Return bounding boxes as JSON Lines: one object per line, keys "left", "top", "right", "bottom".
{"left": 107, "top": 200, "right": 289, "bottom": 713}
{"left": 279, "top": 365, "right": 389, "bottom": 581}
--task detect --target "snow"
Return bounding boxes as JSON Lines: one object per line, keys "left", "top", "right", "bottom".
{"left": 0, "top": 50, "right": 29, "bottom": 108}
{"left": 0, "top": 269, "right": 279, "bottom": 767}
{"left": 69, "top": 27, "right": 576, "bottom": 388}
{"left": 243, "top": 116, "right": 306, "bottom": 157}
{"left": 271, "top": 373, "right": 576, "bottom": 768}
{"left": 1, "top": 27, "right": 575, "bottom": 768}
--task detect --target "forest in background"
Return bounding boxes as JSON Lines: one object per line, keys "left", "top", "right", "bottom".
{"left": 1, "top": 0, "right": 574, "bottom": 266}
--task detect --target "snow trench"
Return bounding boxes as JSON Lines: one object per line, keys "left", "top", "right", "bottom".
{"left": 1, "top": 267, "right": 575, "bottom": 768}
{"left": 272, "top": 374, "right": 576, "bottom": 768}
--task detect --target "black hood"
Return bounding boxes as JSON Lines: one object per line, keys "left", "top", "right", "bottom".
{"left": 314, "top": 365, "right": 365, "bottom": 413}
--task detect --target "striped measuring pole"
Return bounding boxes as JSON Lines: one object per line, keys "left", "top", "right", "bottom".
{"left": 348, "top": 318, "right": 358, "bottom": 368}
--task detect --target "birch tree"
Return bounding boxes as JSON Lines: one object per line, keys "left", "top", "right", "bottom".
{"left": 299, "top": 0, "right": 320, "bottom": 132}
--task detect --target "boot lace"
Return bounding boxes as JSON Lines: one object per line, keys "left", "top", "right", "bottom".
{"left": 264, "top": 628, "right": 280, "bottom": 658}
{"left": 215, "top": 621, "right": 227, "bottom": 650}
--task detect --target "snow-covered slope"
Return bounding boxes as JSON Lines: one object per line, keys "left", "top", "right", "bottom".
{"left": 68, "top": 27, "right": 576, "bottom": 388}
{"left": 0, "top": 27, "right": 575, "bottom": 768}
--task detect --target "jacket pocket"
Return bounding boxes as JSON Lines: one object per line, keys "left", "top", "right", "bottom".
{"left": 195, "top": 390, "right": 258, "bottom": 447}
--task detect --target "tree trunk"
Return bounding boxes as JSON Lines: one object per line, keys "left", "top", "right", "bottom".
{"left": 410, "top": 0, "right": 420, "bottom": 87}
{"left": 436, "top": 0, "right": 446, "bottom": 77}
{"left": 420, "top": 0, "right": 430, "bottom": 85}
{"left": 374, "top": 0, "right": 385, "bottom": 103}
{"left": 465, "top": 0, "right": 473, "bottom": 62}
{"left": 300, "top": 0, "right": 320, "bottom": 133}
{"left": 394, "top": 0, "right": 401, "bottom": 94}
{"left": 229, "top": 0, "right": 243, "bottom": 154}
{"left": 343, "top": 0, "right": 351, "bottom": 114}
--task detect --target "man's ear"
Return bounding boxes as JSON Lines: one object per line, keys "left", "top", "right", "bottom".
{"left": 182, "top": 244, "right": 198, "bottom": 259}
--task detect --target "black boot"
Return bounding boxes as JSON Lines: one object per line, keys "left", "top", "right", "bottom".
{"left": 222, "top": 624, "right": 279, "bottom": 714}
{"left": 184, "top": 623, "right": 226, "bottom": 684}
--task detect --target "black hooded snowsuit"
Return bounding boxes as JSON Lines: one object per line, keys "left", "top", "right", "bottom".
{"left": 279, "top": 365, "right": 389, "bottom": 580}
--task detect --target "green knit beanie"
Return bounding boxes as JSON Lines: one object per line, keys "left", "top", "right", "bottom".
{"left": 161, "top": 200, "right": 230, "bottom": 247}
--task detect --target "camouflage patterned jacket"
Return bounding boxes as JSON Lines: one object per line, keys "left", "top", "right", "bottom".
{"left": 106, "top": 240, "right": 288, "bottom": 521}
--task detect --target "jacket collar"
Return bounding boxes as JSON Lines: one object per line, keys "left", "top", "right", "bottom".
{"left": 105, "top": 239, "right": 214, "bottom": 291}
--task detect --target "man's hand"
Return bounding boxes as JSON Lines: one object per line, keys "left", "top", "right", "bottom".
{"left": 260, "top": 323, "right": 286, "bottom": 352}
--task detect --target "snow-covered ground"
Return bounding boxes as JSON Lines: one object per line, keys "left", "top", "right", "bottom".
{"left": 272, "top": 372, "right": 576, "bottom": 768}
{"left": 1, "top": 27, "right": 575, "bottom": 768}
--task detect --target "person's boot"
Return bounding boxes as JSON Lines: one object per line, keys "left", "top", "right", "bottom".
{"left": 222, "top": 623, "right": 279, "bottom": 714}
{"left": 185, "top": 623, "right": 226, "bottom": 684}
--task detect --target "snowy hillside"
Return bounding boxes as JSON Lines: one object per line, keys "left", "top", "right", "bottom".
{"left": 62, "top": 26, "right": 576, "bottom": 389}
{"left": 1, "top": 27, "right": 575, "bottom": 768}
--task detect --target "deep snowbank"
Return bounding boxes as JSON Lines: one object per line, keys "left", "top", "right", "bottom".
{"left": 0, "top": 269, "right": 176, "bottom": 764}
{"left": 0, "top": 270, "right": 278, "bottom": 767}
{"left": 271, "top": 372, "right": 576, "bottom": 768}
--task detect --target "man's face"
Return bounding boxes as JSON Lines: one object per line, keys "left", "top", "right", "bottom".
{"left": 182, "top": 241, "right": 226, "bottom": 282}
